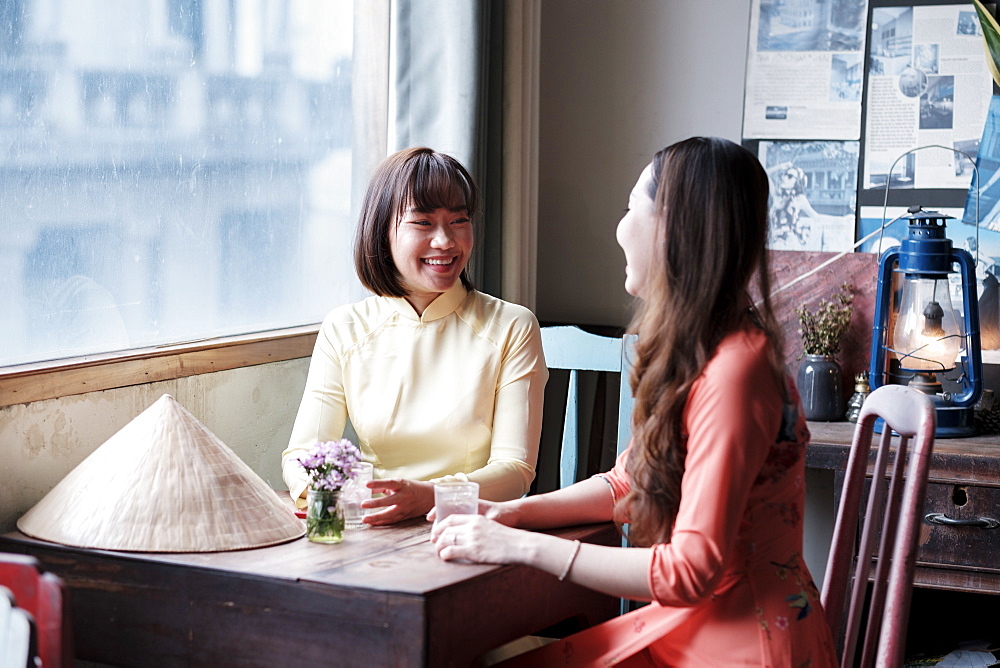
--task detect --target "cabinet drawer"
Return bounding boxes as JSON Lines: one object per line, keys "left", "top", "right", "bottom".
{"left": 917, "top": 482, "right": 1000, "bottom": 572}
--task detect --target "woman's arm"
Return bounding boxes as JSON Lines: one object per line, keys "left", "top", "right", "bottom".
{"left": 487, "top": 475, "right": 617, "bottom": 529}
{"left": 435, "top": 515, "right": 654, "bottom": 601}
{"left": 433, "top": 308, "right": 548, "bottom": 501}
{"left": 281, "top": 320, "right": 348, "bottom": 505}
{"left": 366, "top": 458, "right": 617, "bottom": 527}
{"left": 433, "top": 475, "right": 653, "bottom": 600}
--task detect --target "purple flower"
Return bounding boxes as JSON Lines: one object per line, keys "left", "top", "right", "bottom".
{"left": 296, "top": 439, "right": 362, "bottom": 492}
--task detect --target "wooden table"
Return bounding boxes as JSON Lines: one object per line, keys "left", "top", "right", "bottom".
{"left": 806, "top": 420, "right": 1000, "bottom": 594}
{"left": 0, "top": 518, "right": 620, "bottom": 667}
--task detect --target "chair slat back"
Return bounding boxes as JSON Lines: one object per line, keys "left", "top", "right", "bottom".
{"left": 540, "top": 326, "right": 635, "bottom": 489}
{"left": 0, "top": 553, "right": 72, "bottom": 667}
{"left": 0, "top": 603, "right": 35, "bottom": 668}
{"left": 821, "top": 384, "right": 936, "bottom": 668}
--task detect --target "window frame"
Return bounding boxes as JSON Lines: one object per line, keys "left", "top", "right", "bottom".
{"left": 0, "top": 3, "right": 393, "bottom": 408}
{"left": 0, "top": 2, "right": 547, "bottom": 411}
{"left": 0, "top": 326, "right": 318, "bottom": 408}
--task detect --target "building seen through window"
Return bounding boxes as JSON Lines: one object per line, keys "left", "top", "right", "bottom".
{"left": 0, "top": 0, "right": 361, "bottom": 366}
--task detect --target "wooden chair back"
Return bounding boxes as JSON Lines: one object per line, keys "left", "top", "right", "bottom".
{"left": 820, "top": 384, "right": 936, "bottom": 667}
{"left": 540, "top": 326, "right": 635, "bottom": 489}
{"left": 0, "top": 553, "right": 73, "bottom": 667}
{"left": 1, "top": 585, "right": 36, "bottom": 668}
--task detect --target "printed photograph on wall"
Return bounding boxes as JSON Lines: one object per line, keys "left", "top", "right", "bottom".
{"left": 756, "top": 0, "right": 867, "bottom": 51}
{"left": 760, "top": 140, "right": 859, "bottom": 252}
{"left": 964, "top": 95, "right": 1000, "bottom": 233}
{"left": 831, "top": 53, "right": 864, "bottom": 101}
{"left": 961, "top": 93, "right": 1000, "bottom": 349}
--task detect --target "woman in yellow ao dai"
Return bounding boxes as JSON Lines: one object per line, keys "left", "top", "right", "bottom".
{"left": 282, "top": 147, "right": 547, "bottom": 525}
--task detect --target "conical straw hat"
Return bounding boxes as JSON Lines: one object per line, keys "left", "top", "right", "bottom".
{"left": 17, "top": 394, "right": 304, "bottom": 552}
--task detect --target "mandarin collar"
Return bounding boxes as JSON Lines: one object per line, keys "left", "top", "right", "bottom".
{"left": 388, "top": 283, "right": 469, "bottom": 323}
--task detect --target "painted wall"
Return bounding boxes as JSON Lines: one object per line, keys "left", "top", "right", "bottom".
{"left": 535, "top": 0, "right": 835, "bottom": 584}
{"left": 0, "top": 360, "right": 309, "bottom": 533}
{"left": 536, "top": 0, "right": 753, "bottom": 327}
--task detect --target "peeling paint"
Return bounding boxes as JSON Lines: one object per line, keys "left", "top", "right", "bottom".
{"left": 22, "top": 423, "right": 46, "bottom": 458}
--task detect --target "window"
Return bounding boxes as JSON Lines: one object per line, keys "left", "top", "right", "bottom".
{"left": 0, "top": 0, "right": 368, "bottom": 367}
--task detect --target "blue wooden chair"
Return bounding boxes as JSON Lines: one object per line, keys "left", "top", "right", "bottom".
{"left": 539, "top": 325, "right": 635, "bottom": 489}
{"left": 540, "top": 326, "right": 636, "bottom": 617}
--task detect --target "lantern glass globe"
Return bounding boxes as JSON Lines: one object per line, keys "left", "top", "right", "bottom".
{"left": 893, "top": 275, "right": 963, "bottom": 371}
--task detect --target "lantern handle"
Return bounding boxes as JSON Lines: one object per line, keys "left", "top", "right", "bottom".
{"left": 878, "top": 144, "right": 981, "bottom": 268}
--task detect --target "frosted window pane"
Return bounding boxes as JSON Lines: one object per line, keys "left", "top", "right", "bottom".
{"left": 0, "top": 0, "right": 364, "bottom": 366}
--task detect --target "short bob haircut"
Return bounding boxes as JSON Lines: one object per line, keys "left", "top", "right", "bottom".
{"left": 354, "top": 147, "right": 479, "bottom": 296}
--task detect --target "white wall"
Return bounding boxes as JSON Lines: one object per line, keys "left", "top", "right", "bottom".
{"left": 536, "top": 0, "right": 753, "bottom": 327}
{"left": 0, "top": 360, "right": 308, "bottom": 533}
{"left": 534, "top": 0, "right": 835, "bottom": 584}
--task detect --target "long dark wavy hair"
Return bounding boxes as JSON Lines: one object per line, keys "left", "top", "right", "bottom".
{"left": 622, "top": 137, "right": 786, "bottom": 547}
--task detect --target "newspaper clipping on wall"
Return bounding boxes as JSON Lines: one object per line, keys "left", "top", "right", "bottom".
{"left": 862, "top": 4, "right": 991, "bottom": 190}
{"left": 743, "top": 0, "right": 868, "bottom": 140}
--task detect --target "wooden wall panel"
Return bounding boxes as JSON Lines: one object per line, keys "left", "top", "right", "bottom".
{"left": 768, "top": 250, "right": 879, "bottom": 397}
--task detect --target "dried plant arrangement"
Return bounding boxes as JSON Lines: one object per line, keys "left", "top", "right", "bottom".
{"left": 795, "top": 283, "right": 855, "bottom": 356}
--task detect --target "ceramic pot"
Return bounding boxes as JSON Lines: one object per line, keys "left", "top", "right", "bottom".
{"left": 797, "top": 354, "right": 844, "bottom": 421}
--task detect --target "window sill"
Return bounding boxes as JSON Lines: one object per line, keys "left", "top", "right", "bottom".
{"left": 0, "top": 326, "right": 319, "bottom": 409}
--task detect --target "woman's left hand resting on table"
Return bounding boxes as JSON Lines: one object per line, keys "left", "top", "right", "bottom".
{"left": 431, "top": 513, "right": 530, "bottom": 565}
{"left": 427, "top": 478, "right": 654, "bottom": 602}
{"left": 362, "top": 479, "right": 435, "bottom": 525}
{"left": 430, "top": 513, "right": 654, "bottom": 601}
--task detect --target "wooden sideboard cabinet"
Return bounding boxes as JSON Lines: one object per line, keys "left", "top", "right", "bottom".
{"left": 806, "top": 421, "right": 1000, "bottom": 595}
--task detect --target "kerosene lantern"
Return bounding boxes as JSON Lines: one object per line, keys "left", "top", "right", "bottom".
{"left": 869, "top": 206, "right": 983, "bottom": 437}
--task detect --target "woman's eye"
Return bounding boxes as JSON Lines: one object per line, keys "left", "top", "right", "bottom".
{"left": 451, "top": 217, "right": 470, "bottom": 225}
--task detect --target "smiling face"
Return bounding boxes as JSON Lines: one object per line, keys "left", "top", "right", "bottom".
{"left": 389, "top": 204, "right": 473, "bottom": 314}
{"left": 616, "top": 163, "right": 659, "bottom": 298}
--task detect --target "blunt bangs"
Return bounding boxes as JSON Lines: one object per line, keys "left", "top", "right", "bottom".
{"left": 400, "top": 152, "right": 478, "bottom": 219}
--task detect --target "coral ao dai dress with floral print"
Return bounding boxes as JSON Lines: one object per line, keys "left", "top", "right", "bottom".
{"left": 506, "top": 326, "right": 838, "bottom": 667}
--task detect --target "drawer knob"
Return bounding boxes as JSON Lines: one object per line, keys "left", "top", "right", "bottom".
{"left": 925, "top": 512, "right": 1000, "bottom": 529}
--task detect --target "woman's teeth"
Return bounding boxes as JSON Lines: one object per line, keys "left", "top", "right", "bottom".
{"left": 423, "top": 258, "right": 453, "bottom": 265}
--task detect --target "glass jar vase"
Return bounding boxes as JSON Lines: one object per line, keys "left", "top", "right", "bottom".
{"left": 306, "top": 487, "right": 345, "bottom": 544}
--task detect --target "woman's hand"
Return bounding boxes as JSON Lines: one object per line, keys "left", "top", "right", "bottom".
{"left": 432, "top": 514, "right": 655, "bottom": 601}
{"left": 430, "top": 514, "right": 533, "bottom": 565}
{"left": 362, "top": 479, "right": 434, "bottom": 525}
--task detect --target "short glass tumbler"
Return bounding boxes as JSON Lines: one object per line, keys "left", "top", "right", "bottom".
{"left": 433, "top": 481, "right": 479, "bottom": 529}
{"left": 340, "top": 462, "right": 374, "bottom": 530}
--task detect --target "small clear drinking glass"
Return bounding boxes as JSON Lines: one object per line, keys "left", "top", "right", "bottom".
{"left": 340, "top": 462, "right": 374, "bottom": 530}
{"left": 432, "top": 481, "right": 479, "bottom": 529}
